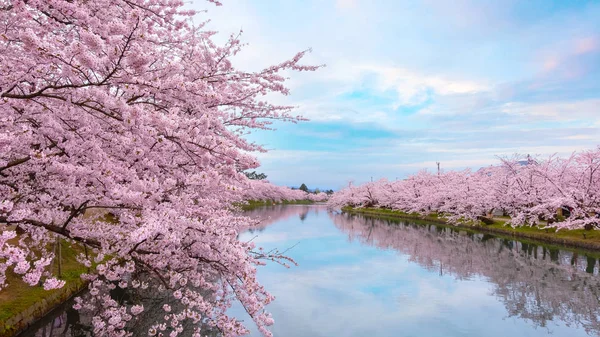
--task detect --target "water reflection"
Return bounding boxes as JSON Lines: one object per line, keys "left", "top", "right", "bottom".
{"left": 330, "top": 212, "right": 600, "bottom": 335}
{"left": 20, "top": 299, "right": 91, "bottom": 337}
{"left": 243, "top": 204, "right": 314, "bottom": 229}
{"left": 21, "top": 205, "right": 600, "bottom": 337}
{"left": 21, "top": 289, "right": 220, "bottom": 337}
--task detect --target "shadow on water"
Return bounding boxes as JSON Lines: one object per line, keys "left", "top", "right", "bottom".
{"left": 20, "top": 286, "right": 221, "bottom": 337}
{"left": 17, "top": 297, "right": 91, "bottom": 337}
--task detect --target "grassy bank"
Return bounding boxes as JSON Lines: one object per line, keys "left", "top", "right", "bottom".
{"left": 240, "top": 199, "right": 315, "bottom": 211}
{"left": 343, "top": 207, "right": 600, "bottom": 252}
{"left": 0, "top": 239, "right": 89, "bottom": 334}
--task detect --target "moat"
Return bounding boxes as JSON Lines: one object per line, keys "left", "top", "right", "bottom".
{"left": 22, "top": 204, "right": 600, "bottom": 337}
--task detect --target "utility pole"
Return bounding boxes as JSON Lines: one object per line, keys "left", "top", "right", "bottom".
{"left": 55, "top": 237, "right": 62, "bottom": 278}
{"left": 436, "top": 162, "right": 440, "bottom": 176}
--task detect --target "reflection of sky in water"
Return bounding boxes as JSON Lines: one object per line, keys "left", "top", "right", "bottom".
{"left": 231, "top": 205, "right": 599, "bottom": 337}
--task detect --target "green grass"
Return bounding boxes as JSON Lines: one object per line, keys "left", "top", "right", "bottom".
{"left": 343, "top": 207, "right": 600, "bottom": 252}
{"left": 0, "top": 239, "right": 89, "bottom": 323}
{"left": 1, "top": 210, "right": 113, "bottom": 326}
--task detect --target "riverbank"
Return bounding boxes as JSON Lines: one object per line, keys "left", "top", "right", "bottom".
{"left": 0, "top": 240, "right": 89, "bottom": 337}
{"left": 342, "top": 207, "right": 600, "bottom": 252}
{"left": 240, "top": 199, "right": 315, "bottom": 210}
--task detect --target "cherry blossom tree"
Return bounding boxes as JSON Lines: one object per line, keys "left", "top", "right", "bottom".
{"left": 0, "top": 0, "right": 318, "bottom": 336}
{"left": 522, "top": 149, "right": 600, "bottom": 229}
{"left": 241, "top": 179, "right": 328, "bottom": 203}
{"left": 494, "top": 155, "right": 563, "bottom": 226}
{"left": 328, "top": 148, "right": 600, "bottom": 230}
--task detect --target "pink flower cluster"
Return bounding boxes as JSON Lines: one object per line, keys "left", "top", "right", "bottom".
{"left": 242, "top": 180, "right": 328, "bottom": 203}
{"left": 0, "top": 0, "right": 319, "bottom": 336}
{"left": 329, "top": 149, "right": 600, "bottom": 229}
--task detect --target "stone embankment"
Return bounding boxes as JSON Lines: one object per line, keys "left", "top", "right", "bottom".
{"left": 0, "top": 277, "right": 87, "bottom": 337}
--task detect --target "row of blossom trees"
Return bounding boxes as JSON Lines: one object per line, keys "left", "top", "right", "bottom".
{"left": 328, "top": 148, "right": 600, "bottom": 230}
{"left": 243, "top": 180, "right": 328, "bottom": 203}
{"left": 0, "top": 0, "right": 319, "bottom": 336}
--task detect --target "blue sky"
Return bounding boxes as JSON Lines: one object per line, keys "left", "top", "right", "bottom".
{"left": 190, "top": 0, "right": 600, "bottom": 189}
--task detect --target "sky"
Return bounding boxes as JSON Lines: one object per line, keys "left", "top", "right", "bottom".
{"left": 188, "top": 0, "right": 600, "bottom": 190}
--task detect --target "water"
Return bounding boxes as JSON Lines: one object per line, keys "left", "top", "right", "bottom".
{"left": 22, "top": 204, "right": 600, "bottom": 336}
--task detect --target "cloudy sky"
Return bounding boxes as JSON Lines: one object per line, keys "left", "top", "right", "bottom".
{"left": 189, "top": 0, "right": 600, "bottom": 189}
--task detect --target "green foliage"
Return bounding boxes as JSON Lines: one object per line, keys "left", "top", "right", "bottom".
{"left": 299, "top": 183, "right": 309, "bottom": 192}
{"left": 244, "top": 171, "right": 267, "bottom": 180}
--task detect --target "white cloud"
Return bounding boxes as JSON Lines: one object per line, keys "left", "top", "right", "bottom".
{"left": 574, "top": 36, "right": 599, "bottom": 55}
{"left": 500, "top": 99, "right": 600, "bottom": 120}
{"left": 254, "top": 149, "right": 337, "bottom": 161}
{"left": 184, "top": 1, "right": 600, "bottom": 188}
{"left": 394, "top": 159, "right": 494, "bottom": 170}
{"left": 561, "top": 134, "right": 597, "bottom": 140}
{"left": 335, "top": 0, "right": 357, "bottom": 11}
{"left": 360, "top": 65, "right": 489, "bottom": 106}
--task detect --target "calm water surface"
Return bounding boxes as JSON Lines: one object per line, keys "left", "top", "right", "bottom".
{"left": 23, "top": 204, "right": 600, "bottom": 336}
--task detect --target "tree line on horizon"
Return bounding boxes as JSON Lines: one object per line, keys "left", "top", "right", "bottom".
{"left": 244, "top": 171, "right": 334, "bottom": 196}
{"left": 291, "top": 183, "right": 334, "bottom": 195}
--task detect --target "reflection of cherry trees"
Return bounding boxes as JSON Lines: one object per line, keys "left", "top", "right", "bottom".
{"left": 28, "top": 304, "right": 90, "bottom": 337}
{"left": 244, "top": 205, "right": 318, "bottom": 230}
{"left": 330, "top": 212, "right": 600, "bottom": 335}
{"left": 26, "top": 283, "right": 222, "bottom": 337}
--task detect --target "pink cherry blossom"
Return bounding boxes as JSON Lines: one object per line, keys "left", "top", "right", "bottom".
{"left": 43, "top": 277, "right": 66, "bottom": 290}
{"left": 0, "top": 1, "right": 320, "bottom": 336}
{"left": 131, "top": 304, "right": 144, "bottom": 316}
{"left": 329, "top": 149, "right": 600, "bottom": 230}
